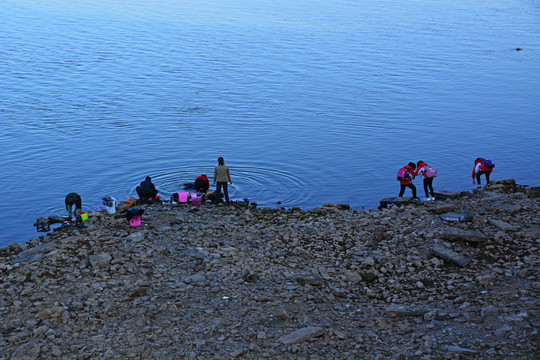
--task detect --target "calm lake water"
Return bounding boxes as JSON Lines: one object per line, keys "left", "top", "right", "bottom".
{"left": 1, "top": 0, "right": 539, "bottom": 247}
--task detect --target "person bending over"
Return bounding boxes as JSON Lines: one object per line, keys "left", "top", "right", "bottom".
{"left": 472, "top": 158, "right": 494, "bottom": 188}
{"left": 398, "top": 162, "right": 417, "bottom": 198}
{"left": 136, "top": 176, "right": 158, "bottom": 201}
{"left": 194, "top": 174, "right": 210, "bottom": 193}
{"left": 415, "top": 160, "right": 437, "bottom": 200}
{"left": 65, "top": 192, "right": 82, "bottom": 220}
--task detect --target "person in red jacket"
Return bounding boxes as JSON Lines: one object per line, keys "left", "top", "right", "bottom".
{"left": 415, "top": 160, "right": 436, "bottom": 201}
{"left": 398, "top": 162, "right": 417, "bottom": 198}
{"left": 194, "top": 174, "right": 210, "bottom": 193}
{"left": 472, "top": 158, "right": 493, "bottom": 187}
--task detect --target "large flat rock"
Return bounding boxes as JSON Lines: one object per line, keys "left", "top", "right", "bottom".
{"left": 440, "top": 212, "right": 473, "bottom": 222}
{"left": 431, "top": 244, "right": 471, "bottom": 267}
{"left": 289, "top": 273, "right": 324, "bottom": 286}
{"left": 433, "top": 204, "right": 459, "bottom": 214}
{"left": 279, "top": 326, "right": 325, "bottom": 345}
{"left": 488, "top": 218, "right": 518, "bottom": 232}
{"left": 16, "top": 242, "right": 57, "bottom": 258}
{"left": 480, "top": 191, "right": 504, "bottom": 201}
{"left": 12, "top": 254, "right": 42, "bottom": 264}
{"left": 386, "top": 304, "right": 433, "bottom": 317}
{"left": 440, "top": 228, "right": 487, "bottom": 243}
{"left": 379, "top": 197, "right": 421, "bottom": 209}
{"left": 433, "top": 191, "right": 460, "bottom": 199}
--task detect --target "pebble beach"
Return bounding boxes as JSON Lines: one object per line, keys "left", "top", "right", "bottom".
{"left": 1, "top": 180, "right": 539, "bottom": 359}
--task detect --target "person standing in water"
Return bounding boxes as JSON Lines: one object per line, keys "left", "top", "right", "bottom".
{"left": 65, "top": 192, "right": 82, "bottom": 220}
{"left": 213, "top": 157, "right": 232, "bottom": 205}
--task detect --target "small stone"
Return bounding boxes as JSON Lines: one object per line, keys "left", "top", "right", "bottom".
{"left": 361, "top": 271, "right": 377, "bottom": 283}
{"left": 362, "top": 257, "right": 375, "bottom": 267}
{"left": 127, "top": 232, "right": 146, "bottom": 242}
{"left": 444, "top": 345, "right": 478, "bottom": 354}
{"left": 495, "top": 325, "right": 513, "bottom": 336}
{"left": 386, "top": 305, "right": 431, "bottom": 317}
{"left": 481, "top": 305, "right": 499, "bottom": 317}
{"left": 52, "top": 346, "right": 62, "bottom": 357}
{"left": 275, "top": 310, "right": 289, "bottom": 320}
{"left": 33, "top": 325, "right": 48, "bottom": 337}
{"left": 230, "top": 348, "right": 247, "bottom": 358}
{"left": 89, "top": 253, "right": 112, "bottom": 268}
{"left": 290, "top": 273, "right": 324, "bottom": 286}
{"left": 181, "top": 273, "right": 206, "bottom": 284}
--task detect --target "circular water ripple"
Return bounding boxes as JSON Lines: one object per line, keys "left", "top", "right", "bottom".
{"left": 28, "top": 164, "right": 315, "bottom": 230}
{"left": 138, "top": 165, "right": 313, "bottom": 208}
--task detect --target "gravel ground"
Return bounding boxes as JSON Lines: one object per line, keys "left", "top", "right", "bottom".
{"left": 1, "top": 180, "right": 538, "bottom": 359}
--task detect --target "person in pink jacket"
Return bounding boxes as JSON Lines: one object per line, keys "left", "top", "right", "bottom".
{"left": 414, "top": 160, "right": 437, "bottom": 201}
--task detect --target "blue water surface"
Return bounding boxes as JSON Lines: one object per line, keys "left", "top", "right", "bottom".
{"left": 1, "top": 0, "right": 539, "bottom": 246}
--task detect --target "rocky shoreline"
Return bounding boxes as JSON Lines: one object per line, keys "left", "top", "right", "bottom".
{"left": 1, "top": 180, "right": 539, "bottom": 359}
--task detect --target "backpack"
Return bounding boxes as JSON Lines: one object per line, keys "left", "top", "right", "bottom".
{"left": 482, "top": 159, "right": 495, "bottom": 169}
{"left": 397, "top": 167, "right": 410, "bottom": 182}
{"left": 424, "top": 165, "right": 437, "bottom": 178}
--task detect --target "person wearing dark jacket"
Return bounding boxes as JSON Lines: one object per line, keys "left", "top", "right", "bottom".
{"left": 136, "top": 176, "right": 158, "bottom": 201}
{"left": 194, "top": 174, "right": 210, "bottom": 193}
{"left": 65, "top": 192, "right": 82, "bottom": 219}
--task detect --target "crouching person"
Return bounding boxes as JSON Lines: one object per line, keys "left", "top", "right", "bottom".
{"left": 136, "top": 176, "right": 159, "bottom": 202}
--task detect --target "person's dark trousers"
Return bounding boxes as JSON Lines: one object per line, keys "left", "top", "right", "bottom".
{"left": 476, "top": 171, "right": 491, "bottom": 186}
{"left": 423, "top": 177, "right": 434, "bottom": 198}
{"left": 216, "top": 182, "right": 229, "bottom": 204}
{"left": 399, "top": 183, "right": 417, "bottom": 197}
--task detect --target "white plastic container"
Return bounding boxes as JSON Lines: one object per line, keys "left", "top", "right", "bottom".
{"left": 104, "top": 197, "right": 118, "bottom": 214}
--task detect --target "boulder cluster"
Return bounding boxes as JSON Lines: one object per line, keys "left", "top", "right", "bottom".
{"left": 1, "top": 180, "right": 538, "bottom": 359}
